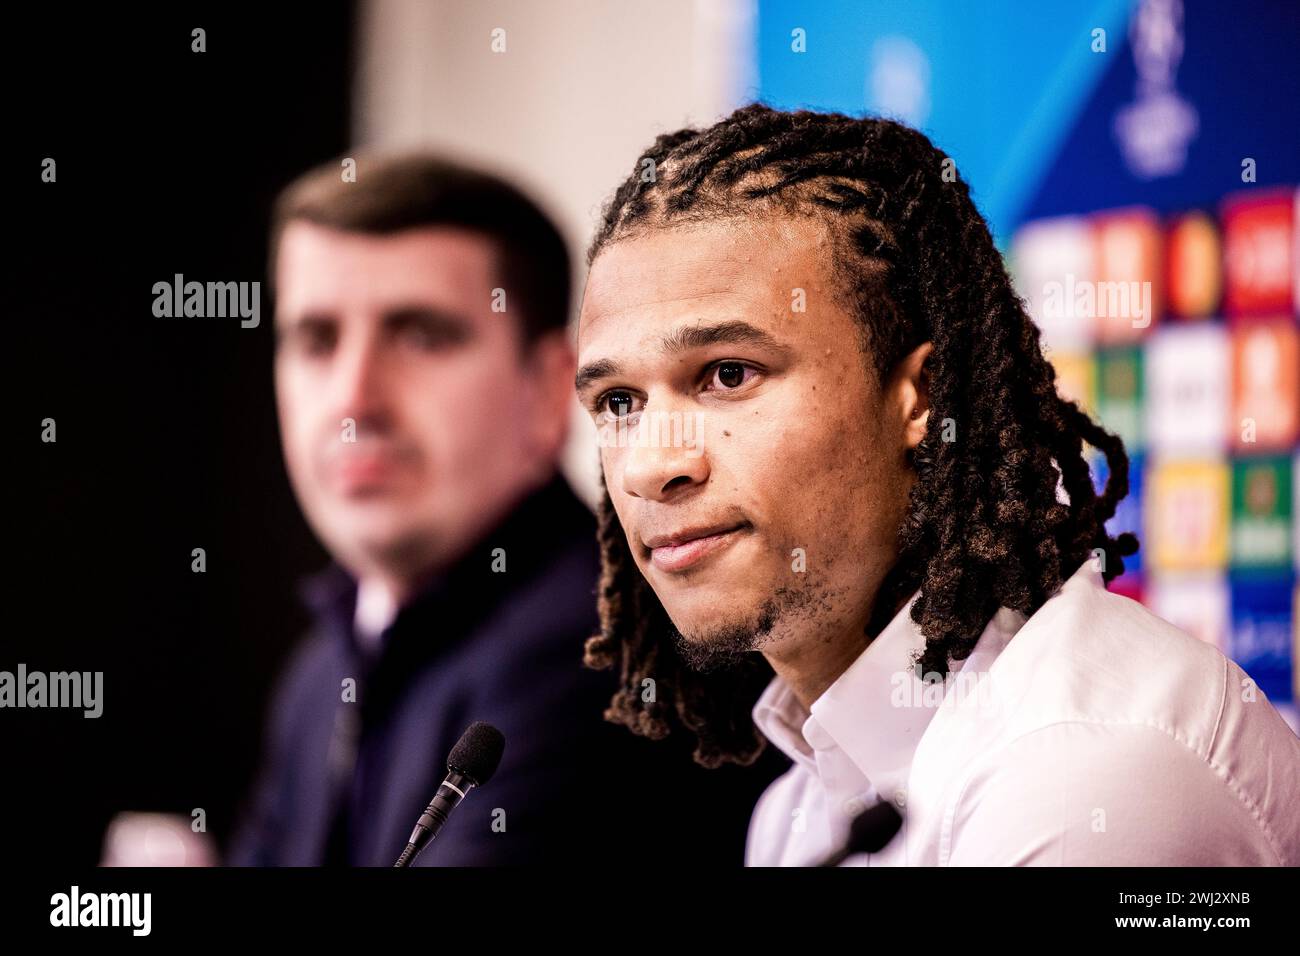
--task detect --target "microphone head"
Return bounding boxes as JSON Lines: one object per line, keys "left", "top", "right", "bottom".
{"left": 847, "top": 800, "right": 903, "bottom": 854}
{"left": 447, "top": 721, "right": 506, "bottom": 786}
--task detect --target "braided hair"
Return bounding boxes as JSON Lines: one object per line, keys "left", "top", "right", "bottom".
{"left": 581, "top": 104, "right": 1138, "bottom": 769}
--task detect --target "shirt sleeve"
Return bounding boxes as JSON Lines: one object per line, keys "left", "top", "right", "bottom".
{"left": 944, "top": 720, "right": 1286, "bottom": 866}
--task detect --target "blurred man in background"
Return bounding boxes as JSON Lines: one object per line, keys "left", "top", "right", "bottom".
{"left": 229, "top": 154, "right": 778, "bottom": 866}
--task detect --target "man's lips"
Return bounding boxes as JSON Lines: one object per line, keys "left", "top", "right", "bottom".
{"left": 643, "top": 522, "right": 749, "bottom": 573}
{"left": 332, "top": 453, "right": 403, "bottom": 490}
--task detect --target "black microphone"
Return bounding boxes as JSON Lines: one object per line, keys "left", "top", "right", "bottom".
{"left": 393, "top": 721, "right": 506, "bottom": 867}
{"left": 817, "top": 799, "right": 903, "bottom": 867}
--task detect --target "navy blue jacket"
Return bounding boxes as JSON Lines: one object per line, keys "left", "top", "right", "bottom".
{"left": 228, "top": 474, "right": 782, "bottom": 866}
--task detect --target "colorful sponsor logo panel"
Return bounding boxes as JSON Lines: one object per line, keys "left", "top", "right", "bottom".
{"left": 1018, "top": 185, "right": 1298, "bottom": 703}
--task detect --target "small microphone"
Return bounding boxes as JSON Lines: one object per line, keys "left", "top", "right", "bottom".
{"left": 393, "top": 722, "right": 506, "bottom": 867}
{"left": 817, "top": 799, "right": 903, "bottom": 867}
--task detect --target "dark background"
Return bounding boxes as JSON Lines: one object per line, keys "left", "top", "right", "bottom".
{"left": 10, "top": 5, "right": 356, "bottom": 864}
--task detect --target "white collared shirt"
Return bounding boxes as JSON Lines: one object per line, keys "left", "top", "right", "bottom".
{"left": 746, "top": 559, "right": 1300, "bottom": 866}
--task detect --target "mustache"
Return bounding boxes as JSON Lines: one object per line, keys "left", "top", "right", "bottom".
{"left": 633, "top": 512, "right": 752, "bottom": 552}
{"left": 316, "top": 425, "right": 423, "bottom": 466}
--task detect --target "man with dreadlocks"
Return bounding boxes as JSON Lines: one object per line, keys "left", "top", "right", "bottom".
{"left": 574, "top": 104, "right": 1299, "bottom": 867}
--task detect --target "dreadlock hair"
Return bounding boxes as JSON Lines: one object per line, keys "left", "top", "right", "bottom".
{"left": 581, "top": 103, "right": 1139, "bottom": 769}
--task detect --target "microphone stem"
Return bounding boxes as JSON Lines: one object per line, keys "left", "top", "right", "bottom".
{"left": 394, "top": 844, "right": 418, "bottom": 868}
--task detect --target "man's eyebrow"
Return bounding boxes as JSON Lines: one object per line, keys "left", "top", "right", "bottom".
{"left": 381, "top": 305, "right": 472, "bottom": 329}
{"left": 575, "top": 321, "right": 789, "bottom": 393}
{"left": 274, "top": 310, "right": 336, "bottom": 340}
{"left": 575, "top": 358, "right": 621, "bottom": 393}
{"left": 659, "top": 320, "right": 786, "bottom": 356}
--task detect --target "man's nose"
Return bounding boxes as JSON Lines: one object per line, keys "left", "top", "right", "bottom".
{"left": 619, "top": 405, "right": 709, "bottom": 502}
{"left": 333, "top": 333, "right": 391, "bottom": 424}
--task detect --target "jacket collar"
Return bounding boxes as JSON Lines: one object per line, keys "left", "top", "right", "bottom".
{"left": 297, "top": 471, "right": 592, "bottom": 689}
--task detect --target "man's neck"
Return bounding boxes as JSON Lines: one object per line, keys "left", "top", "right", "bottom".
{"left": 765, "top": 624, "right": 872, "bottom": 713}
{"left": 764, "top": 582, "right": 912, "bottom": 712}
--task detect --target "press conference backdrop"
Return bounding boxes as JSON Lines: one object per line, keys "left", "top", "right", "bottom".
{"left": 755, "top": 0, "right": 1300, "bottom": 729}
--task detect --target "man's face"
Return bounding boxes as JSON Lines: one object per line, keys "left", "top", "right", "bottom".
{"left": 576, "top": 217, "right": 921, "bottom": 667}
{"left": 274, "top": 222, "right": 566, "bottom": 583}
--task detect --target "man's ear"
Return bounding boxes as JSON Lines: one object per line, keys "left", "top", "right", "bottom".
{"left": 523, "top": 328, "right": 577, "bottom": 464}
{"left": 895, "top": 340, "right": 933, "bottom": 451}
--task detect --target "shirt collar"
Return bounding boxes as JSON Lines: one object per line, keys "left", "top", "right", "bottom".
{"left": 752, "top": 585, "right": 927, "bottom": 777}
{"left": 751, "top": 566, "right": 1068, "bottom": 799}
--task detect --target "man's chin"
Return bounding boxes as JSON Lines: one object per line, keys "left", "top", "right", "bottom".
{"left": 668, "top": 600, "right": 780, "bottom": 673}
{"left": 318, "top": 516, "right": 439, "bottom": 572}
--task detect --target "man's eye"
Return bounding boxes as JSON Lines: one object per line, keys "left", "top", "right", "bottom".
{"left": 298, "top": 327, "right": 336, "bottom": 355}
{"left": 602, "top": 391, "right": 637, "bottom": 417}
{"left": 707, "top": 362, "right": 756, "bottom": 390}
{"left": 402, "top": 327, "right": 435, "bottom": 348}
{"left": 400, "top": 323, "right": 463, "bottom": 349}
